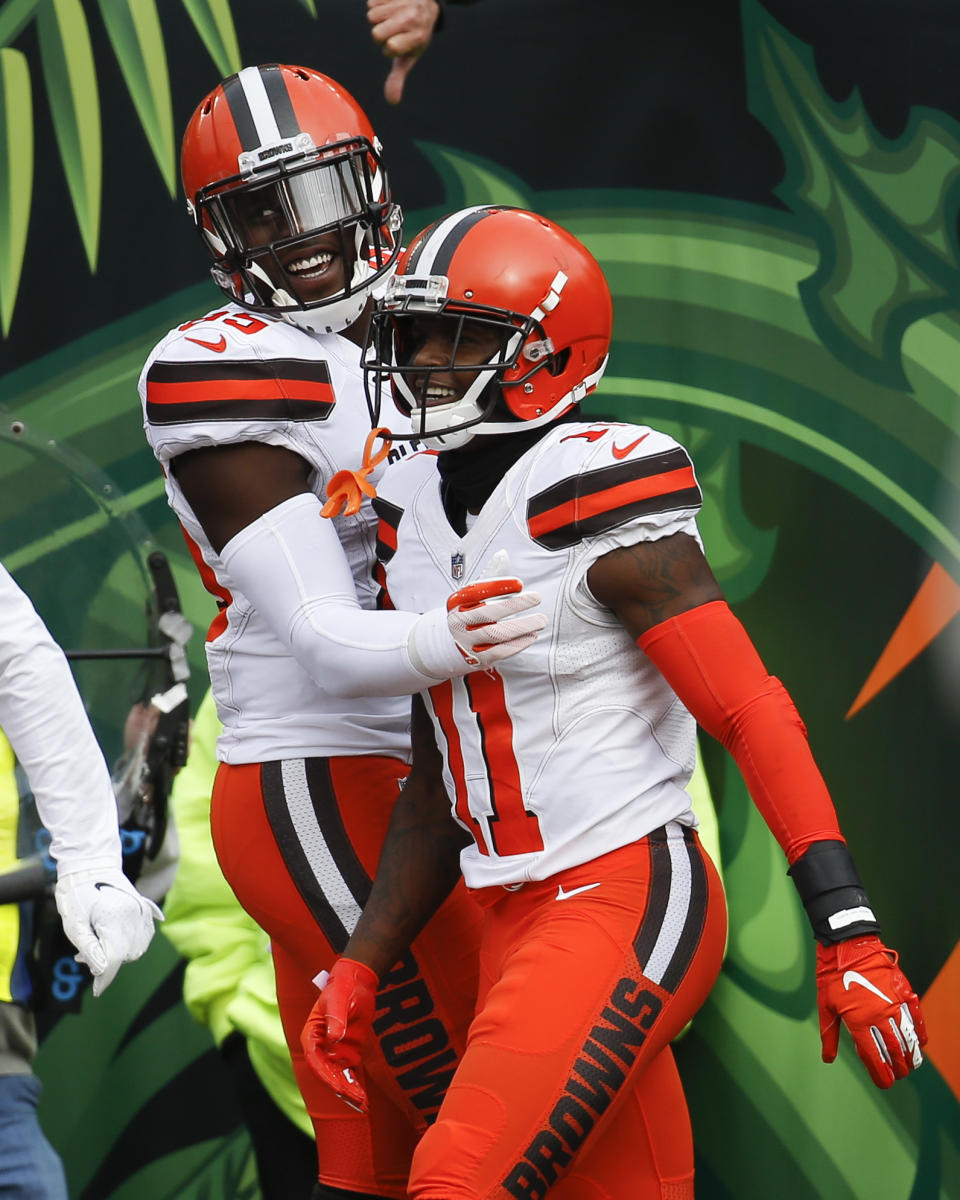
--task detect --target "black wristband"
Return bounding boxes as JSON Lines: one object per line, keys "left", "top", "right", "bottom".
{"left": 787, "top": 840, "right": 881, "bottom": 945}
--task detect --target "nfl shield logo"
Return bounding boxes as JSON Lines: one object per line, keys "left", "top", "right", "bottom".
{"left": 451, "top": 552, "right": 465, "bottom": 580}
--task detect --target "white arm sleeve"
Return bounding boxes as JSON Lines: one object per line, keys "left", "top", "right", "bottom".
{"left": 219, "top": 493, "right": 470, "bottom": 698}
{"left": 0, "top": 564, "right": 121, "bottom": 877}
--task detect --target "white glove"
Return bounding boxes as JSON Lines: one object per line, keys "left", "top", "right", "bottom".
{"left": 55, "top": 867, "right": 164, "bottom": 996}
{"left": 445, "top": 549, "right": 547, "bottom": 668}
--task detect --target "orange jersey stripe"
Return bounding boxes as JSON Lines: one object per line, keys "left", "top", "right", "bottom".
{"left": 528, "top": 465, "right": 697, "bottom": 541}
{"left": 465, "top": 671, "right": 544, "bottom": 857}
{"left": 377, "top": 518, "right": 398, "bottom": 553}
{"left": 147, "top": 375, "right": 334, "bottom": 406}
{"left": 180, "top": 524, "right": 232, "bottom": 642}
{"left": 429, "top": 681, "right": 490, "bottom": 856}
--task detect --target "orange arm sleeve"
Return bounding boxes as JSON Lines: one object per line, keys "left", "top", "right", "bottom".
{"left": 637, "top": 600, "right": 843, "bottom": 865}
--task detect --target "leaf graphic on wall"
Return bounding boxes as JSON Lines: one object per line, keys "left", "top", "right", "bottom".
{"left": 97, "top": 0, "right": 176, "bottom": 195}
{"left": 0, "top": 48, "right": 32, "bottom": 336}
{"left": 180, "top": 0, "right": 241, "bottom": 79}
{"left": 0, "top": 0, "right": 41, "bottom": 48}
{"left": 742, "top": 0, "right": 960, "bottom": 389}
{"left": 0, "top": 0, "right": 327, "bottom": 334}
{"left": 37, "top": 0, "right": 101, "bottom": 270}
{"left": 643, "top": 424, "right": 777, "bottom": 603}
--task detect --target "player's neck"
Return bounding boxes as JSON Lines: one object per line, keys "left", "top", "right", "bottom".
{"left": 437, "top": 424, "right": 548, "bottom": 532}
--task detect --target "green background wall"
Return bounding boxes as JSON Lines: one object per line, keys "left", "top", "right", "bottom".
{"left": 0, "top": 1, "right": 957, "bottom": 1196}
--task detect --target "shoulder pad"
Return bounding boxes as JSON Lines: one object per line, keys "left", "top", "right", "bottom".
{"left": 144, "top": 306, "right": 338, "bottom": 427}
{"left": 526, "top": 422, "right": 700, "bottom": 550}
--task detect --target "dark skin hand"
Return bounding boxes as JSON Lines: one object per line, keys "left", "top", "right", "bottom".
{"left": 586, "top": 531, "right": 724, "bottom": 638}
{"left": 342, "top": 694, "right": 469, "bottom": 979}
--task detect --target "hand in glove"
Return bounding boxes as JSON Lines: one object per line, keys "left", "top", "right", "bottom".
{"left": 817, "top": 935, "right": 926, "bottom": 1088}
{"left": 55, "top": 867, "right": 164, "bottom": 996}
{"left": 446, "top": 549, "right": 547, "bottom": 668}
{"left": 301, "top": 957, "right": 378, "bottom": 1113}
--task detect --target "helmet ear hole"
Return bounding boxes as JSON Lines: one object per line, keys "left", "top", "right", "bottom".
{"left": 547, "top": 348, "right": 571, "bottom": 377}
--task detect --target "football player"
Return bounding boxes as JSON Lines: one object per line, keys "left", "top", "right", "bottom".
{"left": 139, "top": 70, "right": 544, "bottom": 1200}
{"left": 301, "top": 206, "right": 927, "bottom": 1199}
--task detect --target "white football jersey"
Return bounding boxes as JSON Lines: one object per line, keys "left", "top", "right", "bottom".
{"left": 140, "top": 302, "right": 418, "bottom": 765}
{"left": 375, "top": 420, "right": 704, "bottom": 888}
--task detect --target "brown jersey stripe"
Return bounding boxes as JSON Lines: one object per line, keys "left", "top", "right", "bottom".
{"left": 147, "top": 375, "right": 333, "bottom": 404}
{"left": 146, "top": 395, "right": 335, "bottom": 425}
{"left": 372, "top": 496, "right": 403, "bottom": 562}
{"left": 145, "top": 359, "right": 335, "bottom": 424}
{"left": 527, "top": 447, "right": 693, "bottom": 520}
{"left": 528, "top": 469, "right": 700, "bottom": 550}
{"left": 147, "top": 359, "right": 333, "bottom": 384}
{"left": 373, "top": 561, "right": 394, "bottom": 609}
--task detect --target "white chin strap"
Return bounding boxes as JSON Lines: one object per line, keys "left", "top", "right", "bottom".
{"left": 277, "top": 226, "right": 390, "bottom": 335}
{"left": 416, "top": 407, "right": 485, "bottom": 451}
{"left": 402, "top": 364, "right": 498, "bottom": 451}
{"left": 408, "top": 354, "right": 610, "bottom": 450}
{"left": 283, "top": 288, "right": 370, "bottom": 335}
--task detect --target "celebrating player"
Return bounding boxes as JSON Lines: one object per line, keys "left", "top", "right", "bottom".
{"left": 302, "top": 206, "right": 926, "bottom": 1198}
{"left": 139, "top": 71, "right": 544, "bottom": 1200}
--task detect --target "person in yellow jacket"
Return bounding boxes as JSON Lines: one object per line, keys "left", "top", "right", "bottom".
{"left": 162, "top": 688, "right": 316, "bottom": 1199}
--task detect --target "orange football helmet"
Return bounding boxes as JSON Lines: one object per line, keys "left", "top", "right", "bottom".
{"left": 363, "top": 206, "right": 612, "bottom": 448}
{"left": 181, "top": 64, "right": 401, "bottom": 334}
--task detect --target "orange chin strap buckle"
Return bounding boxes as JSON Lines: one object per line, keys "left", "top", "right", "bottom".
{"left": 321, "top": 427, "right": 392, "bottom": 518}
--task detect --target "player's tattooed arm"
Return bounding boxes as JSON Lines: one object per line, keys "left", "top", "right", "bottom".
{"left": 344, "top": 694, "right": 468, "bottom": 978}
{"left": 587, "top": 531, "right": 724, "bottom": 637}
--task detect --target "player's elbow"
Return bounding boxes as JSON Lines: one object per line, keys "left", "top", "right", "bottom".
{"left": 287, "top": 599, "right": 406, "bottom": 699}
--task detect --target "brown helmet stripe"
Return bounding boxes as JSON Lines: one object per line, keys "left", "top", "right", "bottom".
{"left": 221, "top": 71, "right": 259, "bottom": 151}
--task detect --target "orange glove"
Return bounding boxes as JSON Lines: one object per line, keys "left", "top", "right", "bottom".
{"left": 301, "top": 957, "right": 379, "bottom": 1112}
{"left": 817, "top": 935, "right": 926, "bottom": 1088}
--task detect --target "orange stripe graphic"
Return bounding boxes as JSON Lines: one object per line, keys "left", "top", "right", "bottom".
{"left": 528, "top": 465, "right": 697, "bottom": 539}
{"left": 429, "top": 681, "right": 489, "bottom": 855}
{"left": 147, "top": 377, "right": 334, "bottom": 405}
{"left": 846, "top": 563, "right": 960, "bottom": 717}
{"left": 377, "top": 518, "right": 398, "bottom": 551}
{"left": 467, "top": 671, "right": 543, "bottom": 856}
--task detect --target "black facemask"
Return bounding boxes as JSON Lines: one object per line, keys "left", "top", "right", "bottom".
{"left": 436, "top": 408, "right": 582, "bottom": 534}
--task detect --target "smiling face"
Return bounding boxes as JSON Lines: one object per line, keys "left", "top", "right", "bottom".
{"left": 225, "top": 175, "right": 359, "bottom": 305}
{"left": 397, "top": 312, "right": 509, "bottom": 407}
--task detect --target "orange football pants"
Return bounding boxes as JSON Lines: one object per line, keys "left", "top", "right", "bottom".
{"left": 211, "top": 755, "right": 482, "bottom": 1199}
{"left": 407, "top": 823, "right": 727, "bottom": 1200}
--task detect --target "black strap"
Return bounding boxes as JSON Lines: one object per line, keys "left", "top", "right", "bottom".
{"left": 787, "top": 840, "right": 881, "bottom": 945}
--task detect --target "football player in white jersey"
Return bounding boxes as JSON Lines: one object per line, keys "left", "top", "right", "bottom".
{"left": 139, "top": 69, "right": 545, "bottom": 1200}
{"left": 301, "top": 206, "right": 927, "bottom": 1200}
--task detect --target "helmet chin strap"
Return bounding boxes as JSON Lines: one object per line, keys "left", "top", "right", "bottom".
{"left": 403, "top": 366, "right": 497, "bottom": 449}
{"left": 410, "top": 353, "right": 611, "bottom": 448}
{"left": 276, "top": 227, "right": 391, "bottom": 335}
{"left": 283, "top": 289, "right": 369, "bottom": 335}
